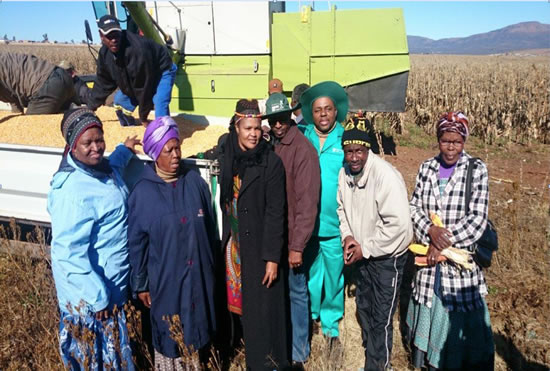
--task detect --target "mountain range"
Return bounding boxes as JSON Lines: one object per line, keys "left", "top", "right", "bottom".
{"left": 408, "top": 21, "right": 550, "bottom": 55}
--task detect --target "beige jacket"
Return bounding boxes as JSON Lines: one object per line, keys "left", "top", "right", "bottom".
{"left": 337, "top": 151, "right": 412, "bottom": 259}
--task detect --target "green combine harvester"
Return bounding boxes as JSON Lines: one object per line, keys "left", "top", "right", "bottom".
{"left": 89, "top": 1, "right": 409, "bottom": 120}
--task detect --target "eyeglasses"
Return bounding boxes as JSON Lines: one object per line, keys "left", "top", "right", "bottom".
{"left": 268, "top": 119, "right": 290, "bottom": 127}
{"left": 439, "top": 140, "right": 464, "bottom": 147}
{"left": 103, "top": 31, "right": 121, "bottom": 40}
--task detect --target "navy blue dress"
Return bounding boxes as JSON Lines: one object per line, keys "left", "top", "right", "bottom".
{"left": 128, "top": 163, "right": 217, "bottom": 358}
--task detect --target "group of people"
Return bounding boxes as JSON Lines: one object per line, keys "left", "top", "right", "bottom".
{"left": 47, "top": 77, "right": 495, "bottom": 371}
{"left": 43, "top": 12, "right": 495, "bottom": 371}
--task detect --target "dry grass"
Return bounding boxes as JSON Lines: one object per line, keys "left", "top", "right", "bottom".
{"left": 0, "top": 44, "right": 97, "bottom": 74}
{"left": 407, "top": 55, "right": 550, "bottom": 144}
{"left": 0, "top": 222, "right": 62, "bottom": 371}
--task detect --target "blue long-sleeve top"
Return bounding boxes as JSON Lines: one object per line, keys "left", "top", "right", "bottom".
{"left": 47, "top": 145, "right": 134, "bottom": 314}
{"left": 128, "top": 163, "right": 218, "bottom": 357}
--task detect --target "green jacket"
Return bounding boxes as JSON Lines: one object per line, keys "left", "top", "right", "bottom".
{"left": 303, "top": 122, "right": 344, "bottom": 237}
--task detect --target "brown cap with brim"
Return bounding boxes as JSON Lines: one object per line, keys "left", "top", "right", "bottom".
{"left": 268, "top": 78, "right": 284, "bottom": 94}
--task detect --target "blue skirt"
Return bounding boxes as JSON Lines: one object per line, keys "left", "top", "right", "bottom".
{"left": 59, "top": 309, "right": 135, "bottom": 371}
{"left": 406, "top": 267, "right": 494, "bottom": 370}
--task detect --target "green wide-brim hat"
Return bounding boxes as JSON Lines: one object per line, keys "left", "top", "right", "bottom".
{"left": 299, "top": 81, "right": 348, "bottom": 126}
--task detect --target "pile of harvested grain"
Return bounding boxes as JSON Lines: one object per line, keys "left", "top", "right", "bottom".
{"left": 0, "top": 107, "right": 229, "bottom": 158}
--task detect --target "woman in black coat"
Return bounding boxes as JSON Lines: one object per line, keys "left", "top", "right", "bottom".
{"left": 218, "top": 99, "right": 290, "bottom": 370}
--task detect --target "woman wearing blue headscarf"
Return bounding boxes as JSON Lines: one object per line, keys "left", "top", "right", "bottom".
{"left": 128, "top": 116, "right": 218, "bottom": 370}
{"left": 48, "top": 108, "right": 141, "bottom": 370}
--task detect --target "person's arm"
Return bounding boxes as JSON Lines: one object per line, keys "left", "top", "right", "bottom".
{"left": 410, "top": 163, "right": 432, "bottom": 245}
{"left": 448, "top": 161, "right": 489, "bottom": 247}
{"left": 71, "top": 76, "right": 90, "bottom": 106}
{"left": 289, "top": 147, "right": 320, "bottom": 253}
{"left": 336, "top": 168, "right": 353, "bottom": 241}
{"left": 360, "top": 171, "right": 412, "bottom": 258}
{"left": 336, "top": 169, "right": 364, "bottom": 264}
{"left": 261, "top": 155, "right": 286, "bottom": 264}
{"left": 87, "top": 54, "right": 117, "bottom": 111}
{"left": 198, "top": 176, "right": 220, "bottom": 253}
{"left": 49, "top": 194, "right": 109, "bottom": 312}
{"left": 127, "top": 189, "right": 150, "bottom": 298}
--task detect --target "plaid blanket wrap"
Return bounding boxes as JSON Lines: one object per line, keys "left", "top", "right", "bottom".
{"left": 410, "top": 151, "right": 489, "bottom": 312}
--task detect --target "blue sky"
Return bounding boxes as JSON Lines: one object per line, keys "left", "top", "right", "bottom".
{"left": 0, "top": 1, "right": 548, "bottom": 43}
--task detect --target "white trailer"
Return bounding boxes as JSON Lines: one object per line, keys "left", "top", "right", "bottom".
{"left": 0, "top": 143, "right": 221, "bottom": 239}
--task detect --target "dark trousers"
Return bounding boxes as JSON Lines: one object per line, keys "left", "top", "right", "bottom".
{"left": 355, "top": 253, "right": 407, "bottom": 371}
{"left": 26, "top": 67, "right": 75, "bottom": 114}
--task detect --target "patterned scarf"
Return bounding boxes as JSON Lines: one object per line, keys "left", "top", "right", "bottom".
{"left": 436, "top": 111, "right": 469, "bottom": 140}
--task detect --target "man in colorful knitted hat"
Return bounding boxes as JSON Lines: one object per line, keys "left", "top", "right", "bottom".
{"left": 336, "top": 114, "right": 412, "bottom": 371}
{"left": 299, "top": 81, "right": 348, "bottom": 346}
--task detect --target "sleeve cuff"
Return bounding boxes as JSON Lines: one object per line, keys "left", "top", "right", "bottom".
{"left": 288, "top": 244, "right": 305, "bottom": 253}
{"left": 132, "top": 273, "right": 149, "bottom": 294}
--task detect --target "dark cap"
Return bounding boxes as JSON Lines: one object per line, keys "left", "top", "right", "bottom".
{"left": 342, "top": 114, "right": 373, "bottom": 149}
{"left": 98, "top": 15, "right": 121, "bottom": 35}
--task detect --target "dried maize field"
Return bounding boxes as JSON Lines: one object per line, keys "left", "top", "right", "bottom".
{"left": 0, "top": 44, "right": 97, "bottom": 75}
{"left": 407, "top": 55, "right": 550, "bottom": 144}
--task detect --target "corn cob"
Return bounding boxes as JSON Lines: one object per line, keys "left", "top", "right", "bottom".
{"left": 408, "top": 243, "right": 429, "bottom": 255}
{"left": 429, "top": 213, "right": 473, "bottom": 270}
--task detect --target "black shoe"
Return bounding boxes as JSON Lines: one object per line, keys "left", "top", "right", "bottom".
{"left": 291, "top": 361, "right": 305, "bottom": 371}
{"left": 116, "top": 110, "right": 137, "bottom": 127}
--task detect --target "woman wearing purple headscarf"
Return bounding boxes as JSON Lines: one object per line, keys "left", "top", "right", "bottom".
{"left": 128, "top": 116, "right": 218, "bottom": 369}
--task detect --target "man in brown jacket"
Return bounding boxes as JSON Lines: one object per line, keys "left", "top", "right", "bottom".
{"left": 263, "top": 93, "right": 320, "bottom": 369}
{"left": 0, "top": 52, "right": 76, "bottom": 114}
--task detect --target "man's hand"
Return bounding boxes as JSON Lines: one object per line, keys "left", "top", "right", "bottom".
{"left": 428, "top": 225, "right": 452, "bottom": 251}
{"left": 124, "top": 135, "right": 142, "bottom": 154}
{"left": 262, "top": 261, "right": 278, "bottom": 288}
{"left": 343, "top": 236, "right": 363, "bottom": 265}
{"left": 138, "top": 292, "right": 152, "bottom": 308}
{"left": 288, "top": 250, "right": 303, "bottom": 269}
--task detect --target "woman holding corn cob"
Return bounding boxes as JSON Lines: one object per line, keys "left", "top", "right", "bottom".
{"left": 406, "top": 111, "right": 495, "bottom": 370}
